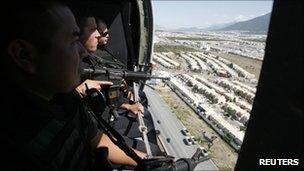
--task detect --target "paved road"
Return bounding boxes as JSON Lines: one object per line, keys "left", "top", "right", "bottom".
{"left": 144, "top": 86, "right": 218, "bottom": 171}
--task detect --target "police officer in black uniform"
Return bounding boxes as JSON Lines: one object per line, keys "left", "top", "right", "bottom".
{"left": 94, "top": 18, "right": 158, "bottom": 144}
{"left": 0, "top": 1, "right": 147, "bottom": 170}
{"left": 75, "top": 12, "right": 161, "bottom": 155}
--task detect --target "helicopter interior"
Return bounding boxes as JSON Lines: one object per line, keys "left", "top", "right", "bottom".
{"left": 70, "top": 1, "right": 303, "bottom": 170}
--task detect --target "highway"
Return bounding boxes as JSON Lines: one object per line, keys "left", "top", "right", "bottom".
{"left": 144, "top": 86, "right": 218, "bottom": 171}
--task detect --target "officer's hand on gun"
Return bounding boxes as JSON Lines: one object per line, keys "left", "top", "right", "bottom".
{"left": 76, "top": 79, "right": 113, "bottom": 98}
{"left": 121, "top": 79, "right": 134, "bottom": 99}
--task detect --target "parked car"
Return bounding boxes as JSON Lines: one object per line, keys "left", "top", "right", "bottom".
{"left": 199, "top": 147, "right": 209, "bottom": 157}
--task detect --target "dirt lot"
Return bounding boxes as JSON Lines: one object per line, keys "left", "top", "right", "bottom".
{"left": 216, "top": 53, "right": 263, "bottom": 80}
{"left": 156, "top": 84, "right": 238, "bottom": 171}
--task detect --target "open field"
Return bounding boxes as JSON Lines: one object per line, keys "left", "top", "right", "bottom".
{"left": 216, "top": 52, "right": 263, "bottom": 80}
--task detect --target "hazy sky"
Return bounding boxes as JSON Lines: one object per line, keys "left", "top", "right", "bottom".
{"left": 152, "top": 0, "right": 274, "bottom": 29}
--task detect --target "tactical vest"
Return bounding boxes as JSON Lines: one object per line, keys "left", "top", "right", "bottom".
{"left": 1, "top": 112, "right": 96, "bottom": 171}
{"left": 22, "top": 103, "right": 95, "bottom": 171}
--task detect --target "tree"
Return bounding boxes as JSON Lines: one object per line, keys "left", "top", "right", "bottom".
{"left": 228, "top": 63, "right": 234, "bottom": 68}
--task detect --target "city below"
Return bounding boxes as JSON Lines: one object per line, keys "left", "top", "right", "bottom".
{"left": 149, "top": 30, "right": 265, "bottom": 170}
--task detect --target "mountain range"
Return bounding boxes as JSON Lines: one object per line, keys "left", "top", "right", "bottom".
{"left": 156, "top": 13, "right": 271, "bottom": 34}
{"left": 218, "top": 13, "right": 271, "bottom": 33}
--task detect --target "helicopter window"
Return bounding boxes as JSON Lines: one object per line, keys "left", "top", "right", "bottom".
{"left": 151, "top": 1, "right": 273, "bottom": 170}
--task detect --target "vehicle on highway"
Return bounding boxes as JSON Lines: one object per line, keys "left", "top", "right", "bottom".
{"left": 191, "top": 136, "right": 198, "bottom": 145}
{"left": 183, "top": 137, "right": 192, "bottom": 145}
{"left": 181, "top": 128, "right": 190, "bottom": 136}
{"left": 166, "top": 138, "right": 171, "bottom": 143}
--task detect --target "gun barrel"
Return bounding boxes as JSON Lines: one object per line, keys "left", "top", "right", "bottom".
{"left": 124, "top": 71, "right": 169, "bottom": 81}
{"left": 124, "top": 71, "right": 150, "bottom": 80}
{"left": 83, "top": 68, "right": 170, "bottom": 81}
{"left": 83, "top": 68, "right": 107, "bottom": 75}
{"left": 148, "top": 76, "right": 171, "bottom": 80}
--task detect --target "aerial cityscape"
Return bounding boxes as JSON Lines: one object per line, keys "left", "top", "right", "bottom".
{"left": 147, "top": 1, "right": 272, "bottom": 170}
{"left": 149, "top": 29, "right": 266, "bottom": 170}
